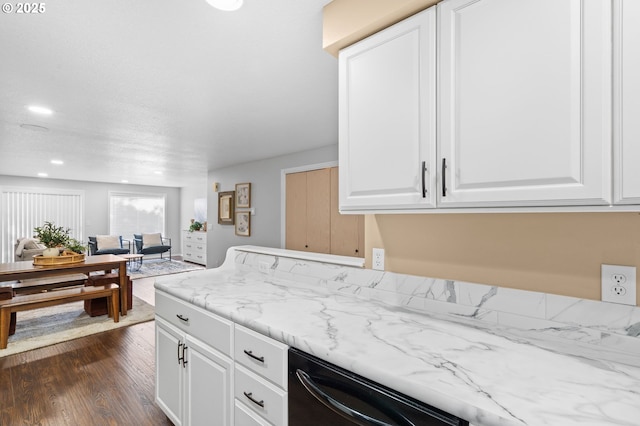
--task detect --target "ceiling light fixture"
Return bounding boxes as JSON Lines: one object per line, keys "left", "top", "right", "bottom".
{"left": 51, "top": 159, "right": 64, "bottom": 165}
{"left": 121, "top": 180, "right": 129, "bottom": 184}
{"left": 154, "top": 171, "right": 163, "bottom": 175}
{"left": 205, "top": 0, "right": 243, "bottom": 11}
{"left": 27, "top": 105, "right": 53, "bottom": 115}
{"left": 37, "top": 172, "right": 48, "bottom": 177}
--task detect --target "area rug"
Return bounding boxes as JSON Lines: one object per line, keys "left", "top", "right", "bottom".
{"left": 1, "top": 296, "right": 155, "bottom": 358}
{"left": 128, "top": 258, "right": 205, "bottom": 280}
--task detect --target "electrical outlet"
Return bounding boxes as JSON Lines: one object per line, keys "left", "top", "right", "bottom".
{"left": 601, "top": 264, "right": 636, "bottom": 306}
{"left": 372, "top": 248, "right": 385, "bottom": 271}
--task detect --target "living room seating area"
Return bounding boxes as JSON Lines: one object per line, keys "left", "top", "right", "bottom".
{"left": 88, "top": 235, "right": 131, "bottom": 256}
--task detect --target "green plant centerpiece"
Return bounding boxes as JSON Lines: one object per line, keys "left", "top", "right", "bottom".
{"left": 33, "top": 221, "right": 71, "bottom": 257}
{"left": 65, "top": 238, "right": 86, "bottom": 254}
{"left": 189, "top": 220, "right": 203, "bottom": 232}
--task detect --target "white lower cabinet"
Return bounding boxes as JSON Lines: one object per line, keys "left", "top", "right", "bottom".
{"left": 183, "top": 231, "right": 207, "bottom": 266}
{"left": 155, "top": 291, "right": 233, "bottom": 426}
{"left": 233, "top": 324, "right": 289, "bottom": 426}
{"left": 155, "top": 291, "right": 289, "bottom": 426}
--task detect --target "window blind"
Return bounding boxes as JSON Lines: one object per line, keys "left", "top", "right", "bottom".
{"left": 1, "top": 187, "right": 85, "bottom": 263}
{"left": 109, "top": 192, "right": 166, "bottom": 241}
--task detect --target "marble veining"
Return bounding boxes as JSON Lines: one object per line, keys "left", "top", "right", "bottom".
{"left": 155, "top": 246, "right": 640, "bottom": 426}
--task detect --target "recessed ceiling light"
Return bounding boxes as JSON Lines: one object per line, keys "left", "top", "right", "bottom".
{"left": 20, "top": 124, "right": 49, "bottom": 132}
{"left": 154, "top": 171, "right": 163, "bottom": 175}
{"left": 121, "top": 180, "right": 129, "bottom": 184}
{"left": 37, "top": 172, "right": 48, "bottom": 177}
{"left": 205, "top": 0, "right": 243, "bottom": 11}
{"left": 27, "top": 105, "right": 53, "bottom": 115}
{"left": 51, "top": 159, "right": 64, "bottom": 165}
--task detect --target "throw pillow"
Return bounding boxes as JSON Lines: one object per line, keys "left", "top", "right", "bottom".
{"left": 96, "top": 235, "right": 121, "bottom": 250}
{"left": 142, "top": 233, "right": 163, "bottom": 249}
{"left": 24, "top": 238, "right": 43, "bottom": 250}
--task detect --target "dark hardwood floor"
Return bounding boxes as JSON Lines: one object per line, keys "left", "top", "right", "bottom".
{"left": 0, "top": 277, "right": 172, "bottom": 426}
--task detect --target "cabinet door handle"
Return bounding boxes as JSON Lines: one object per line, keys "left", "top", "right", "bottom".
{"left": 182, "top": 345, "right": 188, "bottom": 368}
{"left": 243, "top": 392, "right": 265, "bottom": 408}
{"left": 421, "top": 161, "right": 427, "bottom": 198}
{"left": 243, "top": 349, "right": 265, "bottom": 363}
{"left": 176, "top": 314, "right": 189, "bottom": 323}
{"left": 442, "top": 158, "right": 447, "bottom": 197}
{"left": 177, "top": 342, "right": 183, "bottom": 365}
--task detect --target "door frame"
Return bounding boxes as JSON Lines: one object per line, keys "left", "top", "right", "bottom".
{"left": 280, "top": 161, "right": 338, "bottom": 248}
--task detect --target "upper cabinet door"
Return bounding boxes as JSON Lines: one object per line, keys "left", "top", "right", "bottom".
{"left": 614, "top": 0, "right": 640, "bottom": 204}
{"left": 339, "top": 8, "right": 436, "bottom": 212}
{"left": 438, "top": 0, "right": 612, "bottom": 208}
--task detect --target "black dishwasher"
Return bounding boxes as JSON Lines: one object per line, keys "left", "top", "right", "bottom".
{"left": 288, "top": 348, "right": 469, "bottom": 426}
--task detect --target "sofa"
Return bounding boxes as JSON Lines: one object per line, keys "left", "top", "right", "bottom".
{"left": 14, "top": 238, "right": 46, "bottom": 261}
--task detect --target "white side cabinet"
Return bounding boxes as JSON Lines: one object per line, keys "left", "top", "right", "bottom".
{"left": 155, "top": 291, "right": 233, "bottom": 426}
{"left": 338, "top": 7, "right": 437, "bottom": 212}
{"left": 614, "top": 0, "right": 640, "bottom": 204}
{"left": 438, "top": 0, "right": 612, "bottom": 207}
{"left": 183, "top": 231, "right": 207, "bottom": 266}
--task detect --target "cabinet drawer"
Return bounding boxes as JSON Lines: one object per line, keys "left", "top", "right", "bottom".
{"left": 235, "top": 364, "right": 287, "bottom": 426}
{"left": 155, "top": 291, "right": 232, "bottom": 356}
{"left": 234, "top": 324, "right": 288, "bottom": 389}
{"left": 183, "top": 242, "right": 206, "bottom": 255}
{"left": 235, "top": 399, "right": 272, "bottom": 426}
{"left": 184, "top": 232, "right": 207, "bottom": 243}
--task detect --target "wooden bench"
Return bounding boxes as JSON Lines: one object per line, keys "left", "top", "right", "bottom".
{"left": 0, "top": 283, "right": 120, "bottom": 349}
{"left": 10, "top": 273, "right": 89, "bottom": 295}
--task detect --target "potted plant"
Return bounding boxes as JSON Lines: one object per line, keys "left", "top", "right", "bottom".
{"left": 65, "top": 238, "right": 86, "bottom": 254}
{"left": 189, "top": 220, "right": 203, "bottom": 232}
{"left": 33, "top": 221, "right": 71, "bottom": 257}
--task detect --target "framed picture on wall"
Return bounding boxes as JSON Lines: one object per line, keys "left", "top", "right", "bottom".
{"left": 235, "top": 182, "right": 251, "bottom": 208}
{"left": 235, "top": 211, "right": 250, "bottom": 236}
{"left": 218, "top": 191, "right": 235, "bottom": 225}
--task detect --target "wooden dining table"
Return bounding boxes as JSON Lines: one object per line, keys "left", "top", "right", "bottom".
{"left": 0, "top": 254, "right": 130, "bottom": 315}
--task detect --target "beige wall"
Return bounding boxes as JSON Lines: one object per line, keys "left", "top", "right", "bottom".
{"left": 366, "top": 212, "right": 640, "bottom": 305}
{"left": 323, "top": 0, "right": 440, "bottom": 56}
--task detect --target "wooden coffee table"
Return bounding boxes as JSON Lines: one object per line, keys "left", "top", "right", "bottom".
{"left": 120, "top": 254, "right": 143, "bottom": 272}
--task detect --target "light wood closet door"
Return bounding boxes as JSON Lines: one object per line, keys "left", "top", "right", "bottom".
{"left": 285, "top": 172, "right": 308, "bottom": 251}
{"left": 306, "top": 168, "right": 331, "bottom": 253}
{"left": 330, "top": 167, "right": 364, "bottom": 257}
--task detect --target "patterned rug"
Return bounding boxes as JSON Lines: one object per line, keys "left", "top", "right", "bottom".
{"left": 128, "top": 258, "right": 205, "bottom": 280}
{"left": 1, "top": 296, "right": 155, "bottom": 358}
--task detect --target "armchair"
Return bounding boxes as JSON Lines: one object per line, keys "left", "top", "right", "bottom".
{"left": 133, "top": 233, "right": 172, "bottom": 260}
{"left": 88, "top": 235, "right": 131, "bottom": 256}
{"left": 14, "top": 238, "right": 46, "bottom": 261}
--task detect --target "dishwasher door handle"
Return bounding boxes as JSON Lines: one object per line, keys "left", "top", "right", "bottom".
{"left": 296, "top": 369, "right": 415, "bottom": 426}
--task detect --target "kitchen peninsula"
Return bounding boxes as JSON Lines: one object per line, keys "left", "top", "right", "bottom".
{"left": 154, "top": 246, "right": 640, "bottom": 426}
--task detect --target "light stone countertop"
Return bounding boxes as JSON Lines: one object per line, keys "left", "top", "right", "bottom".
{"left": 155, "top": 256, "right": 640, "bottom": 426}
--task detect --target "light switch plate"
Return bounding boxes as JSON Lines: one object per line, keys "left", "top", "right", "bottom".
{"left": 601, "top": 264, "right": 637, "bottom": 306}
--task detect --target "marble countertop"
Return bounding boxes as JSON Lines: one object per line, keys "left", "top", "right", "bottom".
{"left": 155, "top": 265, "right": 640, "bottom": 426}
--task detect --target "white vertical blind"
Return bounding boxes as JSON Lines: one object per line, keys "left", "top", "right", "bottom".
{"left": 109, "top": 192, "right": 166, "bottom": 240}
{"left": 1, "top": 187, "right": 85, "bottom": 262}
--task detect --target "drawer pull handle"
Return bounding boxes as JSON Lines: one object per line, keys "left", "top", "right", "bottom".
{"left": 243, "top": 349, "right": 264, "bottom": 363}
{"left": 176, "top": 314, "right": 189, "bottom": 322}
{"left": 243, "top": 392, "right": 264, "bottom": 408}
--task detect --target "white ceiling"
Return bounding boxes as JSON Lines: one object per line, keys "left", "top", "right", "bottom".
{"left": 0, "top": 0, "right": 338, "bottom": 188}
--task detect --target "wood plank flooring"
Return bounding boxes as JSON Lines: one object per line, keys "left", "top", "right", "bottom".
{"left": 0, "top": 277, "right": 172, "bottom": 426}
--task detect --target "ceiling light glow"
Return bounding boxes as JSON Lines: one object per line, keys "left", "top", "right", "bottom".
{"left": 51, "top": 159, "right": 64, "bottom": 165}
{"left": 37, "top": 172, "right": 48, "bottom": 177}
{"left": 154, "top": 171, "right": 163, "bottom": 175}
{"left": 27, "top": 105, "right": 53, "bottom": 115}
{"left": 121, "top": 180, "right": 129, "bottom": 183}
{"left": 205, "top": 0, "right": 243, "bottom": 11}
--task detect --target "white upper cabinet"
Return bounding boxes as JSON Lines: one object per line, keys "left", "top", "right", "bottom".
{"left": 614, "top": 0, "right": 640, "bottom": 204}
{"left": 339, "top": 8, "right": 437, "bottom": 212}
{"left": 438, "top": 0, "right": 612, "bottom": 207}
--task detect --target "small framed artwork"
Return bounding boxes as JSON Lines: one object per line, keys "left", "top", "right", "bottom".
{"left": 235, "top": 182, "right": 251, "bottom": 208}
{"left": 235, "top": 211, "right": 251, "bottom": 236}
{"left": 218, "top": 191, "right": 235, "bottom": 225}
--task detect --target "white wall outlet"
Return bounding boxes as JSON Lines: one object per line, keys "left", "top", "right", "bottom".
{"left": 601, "top": 264, "right": 636, "bottom": 306}
{"left": 372, "top": 248, "right": 385, "bottom": 271}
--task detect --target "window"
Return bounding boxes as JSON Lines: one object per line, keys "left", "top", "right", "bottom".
{"left": 1, "top": 187, "right": 84, "bottom": 262}
{"left": 109, "top": 192, "right": 166, "bottom": 240}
